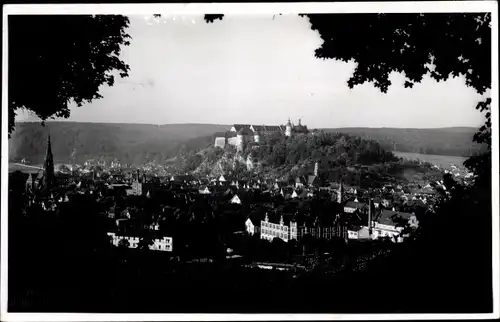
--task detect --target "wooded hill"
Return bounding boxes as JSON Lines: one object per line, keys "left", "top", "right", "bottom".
{"left": 9, "top": 122, "right": 483, "bottom": 165}
{"left": 322, "top": 127, "right": 485, "bottom": 157}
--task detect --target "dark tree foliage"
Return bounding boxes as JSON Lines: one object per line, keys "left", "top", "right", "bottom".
{"left": 8, "top": 15, "right": 131, "bottom": 136}
{"left": 204, "top": 13, "right": 491, "bottom": 94}
{"left": 300, "top": 13, "right": 493, "bottom": 181}
{"left": 300, "top": 13, "right": 491, "bottom": 95}
{"left": 204, "top": 14, "right": 224, "bottom": 23}
{"left": 251, "top": 131, "right": 397, "bottom": 168}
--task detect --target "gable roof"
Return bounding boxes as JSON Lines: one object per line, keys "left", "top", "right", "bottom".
{"left": 232, "top": 124, "right": 251, "bottom": 131}
{"left": 237, "top": 127, "right": 253, "bottom": 135}
{"left": 230, "top": 194, "right": 242, "bottom": 204}
{"left": 307, "top": 175, "right": 321, "bottom": 185}
{"left": 251, "top": 125, "right": 266, "bottom": 132}
{"left": 295, "top": 176, "right": 307, "bottom": 184}
{"left": 374, "top": 209, "right": 414, "bottom": 226}
{"left": 344, "top": 201, "right": 367, "bottom": 210}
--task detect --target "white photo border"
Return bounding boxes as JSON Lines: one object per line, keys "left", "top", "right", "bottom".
{"left": 2, "top": 2, "right": 499, "bottom": 321}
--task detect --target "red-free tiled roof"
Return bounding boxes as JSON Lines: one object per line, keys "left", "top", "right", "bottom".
{"left": 232, "top": 124, "right": 251, "bottom": 131}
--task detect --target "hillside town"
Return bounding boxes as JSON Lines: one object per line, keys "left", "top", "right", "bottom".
{"left": 9, "top": 133, "right": 461, "bottom": 271}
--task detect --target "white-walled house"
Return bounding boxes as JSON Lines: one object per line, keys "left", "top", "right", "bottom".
{"left": 231, "top": 194, "right": 242, "bottom": 204}
{"left": 199, "top": 186, "right": 211, "bottom": 195}
{"left": 245, "top": 218, "right": 260, "bottom": 235}
{"left": 347, "top": 226, "right": 371, "bottom": 240}
{"left": 371, "top": 209, "right": 418, "bottom": 243}
{"left": 344, "top": 201, "right": 367, "bottom": 214}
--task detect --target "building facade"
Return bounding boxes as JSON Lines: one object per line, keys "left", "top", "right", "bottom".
{"left": 260, "top": 214, "right": 297, "bottom": 242}
{"left": 214, "top": 119, "right": 310, "bottom": 150}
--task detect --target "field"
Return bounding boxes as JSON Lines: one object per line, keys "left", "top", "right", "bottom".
{"left": 394, "top": 151, "right": 467, "bottom": 170}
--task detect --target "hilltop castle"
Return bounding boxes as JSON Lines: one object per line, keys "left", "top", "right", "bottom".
{"left": 214, "top": 118, "right": 310, "bottom": 152}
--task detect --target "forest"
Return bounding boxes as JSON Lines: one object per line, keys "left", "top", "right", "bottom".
{"left": 9, "top": 122, "right": 483, "bottom": 166}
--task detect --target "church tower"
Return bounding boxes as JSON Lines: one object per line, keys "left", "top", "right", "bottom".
{"left": 285, "top": 118, "right": 292, "bottom": 137}
{"left": 43, "top": 135, "right": 55, "bottom": 191}
{"left": 337, "top": 179, "right": 344, "bottom": 204}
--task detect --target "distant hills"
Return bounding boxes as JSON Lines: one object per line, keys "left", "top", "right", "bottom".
{"left": 321, "top": 127, "right": 485, "bottom": 157}
{"left": 9, "top": 121, "right": 485, "bottom": 165}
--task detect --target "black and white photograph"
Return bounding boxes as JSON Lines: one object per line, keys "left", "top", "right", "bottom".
{"left": 1, "top": 2, "right": 499, "bottom": 320}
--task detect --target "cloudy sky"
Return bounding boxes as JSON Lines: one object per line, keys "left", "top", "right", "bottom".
{"left": 17, "top": 14, "right": 486, "bottom": 128}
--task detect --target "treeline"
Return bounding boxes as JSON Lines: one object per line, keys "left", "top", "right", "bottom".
{"left": 9, "top": 122, "right": 484, "bottom": 166}
{"left": 247, "top": 131, "right": 398, "bottom": 168}
{"left": 323, "top": 127, "right": 486, "bottom": 157}
{"left": 9, "top": 122, "right": 224, "bottom": 165}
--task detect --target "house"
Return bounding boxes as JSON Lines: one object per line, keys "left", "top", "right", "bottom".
{"left": 295, "top": 176, "right": 307, "bottom": 188}
{"left": 199, "top": 186, "right": 211, "bottom": 195}
{"left": 245, "top": 217, "right": 259, "bottom": 235}
{"left": 381, "top": 199, "right": 391, "bottom": 208}
{"left": 344, "top": 201, "right": 368, "bottom": 214}
{"left": 371, "top": 209, "right": 418, "bottom": 242}
{"left": 230, "top": 194, "right": 242, "bottom": 204}
{"left": 347, "top": 226, "right": 371, "bottom": 240}
{"left": 307, "top": 175, "right": 322, "bottom": 187}
{"left": 230, "top": 192, "right": 253, "bottom": 205}
{"left": 245, "top": 211, "right": 265, "bottom": 236}
{"left": 219, "top": 175, "right": 232, "bottom": 183}
{"left": 291, "top": 190, "right": 299, "bottom": 199}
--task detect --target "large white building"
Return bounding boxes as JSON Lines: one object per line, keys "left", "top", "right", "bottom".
{"left": 214, "top": 119, "right": 310, "bottom": 152}
{"left": 260, "top": 213, "right": 298, "bottom": 242}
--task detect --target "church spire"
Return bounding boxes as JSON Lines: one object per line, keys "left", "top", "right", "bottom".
{"left": 43, "top": 134, "right": 55, "bottom": 191}
{"left": 337, "top": 178, "right": 344, "bottom": 204}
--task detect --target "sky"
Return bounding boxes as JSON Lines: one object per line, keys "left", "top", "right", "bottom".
{"left": 17, "top": 14, "right": 487, "bottom": 129}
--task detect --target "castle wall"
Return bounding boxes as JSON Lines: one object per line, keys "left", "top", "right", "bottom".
{"left": 227, "top": 137, "right": 239, "bottom": 146}
{"left": 214, "top": 137, "right": 226, "bottom": 149}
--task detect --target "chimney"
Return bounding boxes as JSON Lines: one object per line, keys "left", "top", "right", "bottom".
{"left": 368, "top": 198, "right": 372, "bottom": 237}
{"left": 314, "top": 162, "right": 319, "bottom": 177}
{"left": 31, "top": 173, "right": 38, "bottom": 191}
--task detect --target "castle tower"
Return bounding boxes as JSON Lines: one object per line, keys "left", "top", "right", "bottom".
{"left": 43, "top": 135, "right": 55, "bottom": 192}
{"left": 314, "top": 161, "right": 319, "bottom": 177}
{"left": 254, "top": 130, "right": 260, "bottom": 144}
{"left": 285, "top": 118, "right": 292, "bottom": 137}
{"left": 236, "top": 128, "right": 247, "bottom": 152}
